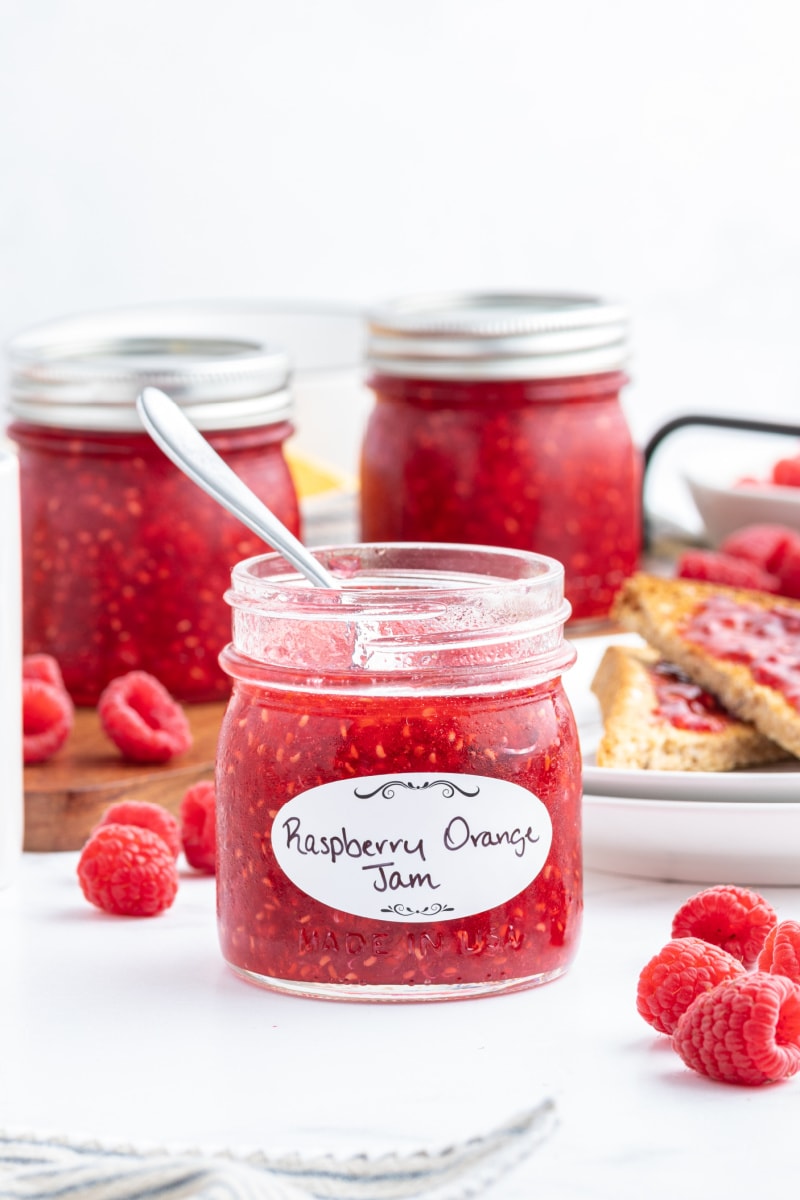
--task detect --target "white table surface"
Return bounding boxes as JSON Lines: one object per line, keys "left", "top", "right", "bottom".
{"left": 3, "top": 851, "right": 800, "bottom": 1199}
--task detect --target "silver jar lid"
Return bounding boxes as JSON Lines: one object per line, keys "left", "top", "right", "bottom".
{"left": 6, "top": 311, "right": 293, "bottom": 431}
{"left": 366, "top": 291, "right": 629, "bottom": 380}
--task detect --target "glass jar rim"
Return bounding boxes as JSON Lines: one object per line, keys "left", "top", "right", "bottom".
{"left": 223, "top": 542, "right": 575, "bottom": 694}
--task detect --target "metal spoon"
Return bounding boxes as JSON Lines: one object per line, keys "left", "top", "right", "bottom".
{"left": 136, "top": 386, "right": 340, "bottom": 589}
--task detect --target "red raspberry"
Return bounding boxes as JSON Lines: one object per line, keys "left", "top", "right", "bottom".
{"left": 772, "top": 454, "right": 800, "bottom": 488}
{"left": 718, "top": 524, "right": 797, "bottom": 574}
{"left": 776, "top": 538, "right": 800, "bottom": 600}
{"left": 179, "top": 780, "right": 216, "bottom": 873}
{"left": 22, "top": 677, "right": 75, "bottom": 765}
{"left": 671, "top": 885, "right": 777, "bottom": 966}
{"left": 98, "top": 671, "right": 192, "bottom": 764}
{"left": 676, "top": 549, "right": 780, "bottom": 593}
{"left": 672, "top": 972, "right": 800, "bottom": 1085}
{"left": 758, "top": 920, "right": 800, "bottom": 983}
{"left": 77, "top": 824, "right": 179, "bottom": 916}
{"left": 636, "top": 937, "right": 746, "bottom": 1035}
{"left": 23, "top": 653, "right": 68, "bottom": 692}
{"left": 95, "top": 799, "right": 182, "bottom": 859}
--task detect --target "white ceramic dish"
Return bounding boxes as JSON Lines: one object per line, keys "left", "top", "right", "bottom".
{"left": 582, "top": 794, "right": 800, "bottom": 885}
{"left": 566, "top": 634, "right": 800, "bottom": 884}
{"left": 684, "top": 469, "right": 800, "bottom": 545}
{"left": 582, "top": 749, "right": 800, "bottom": 803}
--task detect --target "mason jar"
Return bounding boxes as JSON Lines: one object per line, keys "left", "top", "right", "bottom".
{"left": 0, "top": 450, "right": 22, "bottom": 887}
{"left": 360, "top": 292, "right": 641, "bottom": 624}
{"left": 217, "top": 542, "right": 582, "bottom": 1002}
{"left": 6, "top": 316, "right": 300, "bottom": 704}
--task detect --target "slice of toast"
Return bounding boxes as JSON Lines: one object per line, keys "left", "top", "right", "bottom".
{"left": 612, "top": 574, "right": 800, "bottom": 758}
{"left": 591, "top": 643, "right": 789, "bottom": 771}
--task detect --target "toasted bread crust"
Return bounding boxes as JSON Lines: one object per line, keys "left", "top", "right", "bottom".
{"left": 611, "top": 574, "right": 800, "bottom": 758}
{"left": 590, "top": 643, "right": 788, "bottom": 771}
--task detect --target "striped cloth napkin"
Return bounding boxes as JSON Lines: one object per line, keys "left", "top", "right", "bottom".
{"left": 0, "top": 1099, "right": 556, "bottom": 1200}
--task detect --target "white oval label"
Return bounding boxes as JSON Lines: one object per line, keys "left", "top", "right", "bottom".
{"left": 271, "top": 772, "right": 553, "bottom": 923}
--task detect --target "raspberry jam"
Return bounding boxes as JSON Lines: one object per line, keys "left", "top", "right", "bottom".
{"left": 7, "top": 322, "right": 299, "bottom": 704}
{"left": 682, "top": 595, "right": 800, "bottom": 710}
{"left": 360, "top": 293, "right": 641, "bottom": 624}
{"left": 217, "top": 543, "right": 582, "bottom": 1001}
{"left": 649, "top": 662, "right": 731, "bottom": 733}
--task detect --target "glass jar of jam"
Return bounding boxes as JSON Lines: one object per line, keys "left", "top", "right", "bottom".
{"left": 217, "top": 541, "right": 581, "bottom": 1001}
{"left": 6, "top": 316, "right": 300, "bottom": 704}
{"left": 360, "top": 292, "right": 641, "bottom": 624}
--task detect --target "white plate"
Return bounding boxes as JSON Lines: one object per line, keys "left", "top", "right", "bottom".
{"left": 567, "top": 634, "right": 800, "bottom": 801}
{"left": 684, "top": 469, "right": 800, "bottom": 545}
{"left": 582, "top": 795, "right": 800, "bottom": 885}
{"left": 566, "top": 633, "right": 800, "bottom": 884}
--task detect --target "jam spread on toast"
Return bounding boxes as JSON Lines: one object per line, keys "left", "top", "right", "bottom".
{"left": 682, "top": 595, "right": 800, "bottom": 711}
{"left": 649, "top": 661, "right": 732, "bottom": 733}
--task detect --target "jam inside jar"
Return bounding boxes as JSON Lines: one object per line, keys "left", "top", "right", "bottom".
{"left": 360, "top": 293, "right": 642, "bottom": 624}
{"left": 6, "top": 323, "right": 299, "bottom": 704}
{"left": 10, "top": 420, "right": 299, "bottom": 704}
{"left": 217, "top": 542, "right": 582, "bottom": 1002}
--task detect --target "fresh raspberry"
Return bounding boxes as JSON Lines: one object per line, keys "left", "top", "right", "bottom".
{"left": 179, "top": 780, "right": 216, "bottom": 873}
{"left": 772, "top": 454, "right": 800, "bottom": 488}
{"left": 718, "top": 524, "right": 797, "bottom": 574}
{"left": 22, "top": 677, "right": 74, "bottom": 765}
{"left": 98, "top": 671, "right": 192, "bottom": 764}
{"left": 672, "top": 972, "right": 800, "bottom": 1085}
{"left": 757, "top": 920, "right": 800, "bottom": 983}
{"left": 95, "top": 799, "right": 182, "bottom": 859}
{"left": 636, "top": 937, "right": 746, "bottom": 1035}
{"left": 671, "top": 885, "right": 778, "bottom": 966}
{"left": 776, "top": 538, "right": 800, "bottom": 600}
{"left": 77, "top": 824, "right": 179, "bottom": 916}
{"left": 23, "top": 653, "right": 68, "bottom": 693}
{"left": 676, "top": 549, "right": 780, "bottom": 593}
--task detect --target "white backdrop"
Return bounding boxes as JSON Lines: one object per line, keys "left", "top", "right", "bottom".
{"left": 2, "top": 0, "right": 800, "bottom": 514}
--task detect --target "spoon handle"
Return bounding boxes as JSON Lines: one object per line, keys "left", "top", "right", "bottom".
{"left": 136, "top": 387, "right": 339, "bottom": 589}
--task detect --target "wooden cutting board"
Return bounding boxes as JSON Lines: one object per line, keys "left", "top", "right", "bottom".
{"left": 23, "top": 701, "right": 226, "bottom": 852}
